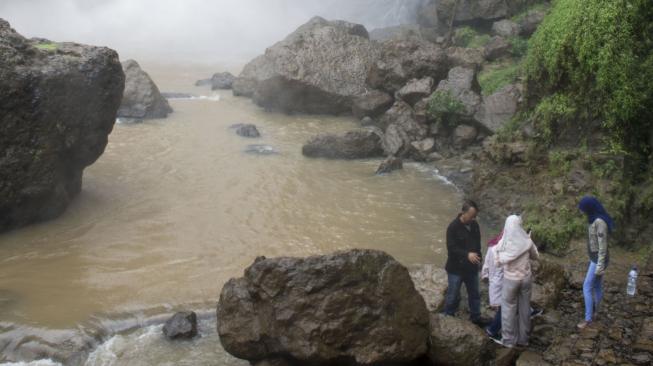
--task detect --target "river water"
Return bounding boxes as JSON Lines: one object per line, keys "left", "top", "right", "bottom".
{"left": 0, "top": 63, "right": 472, "bottom": 365}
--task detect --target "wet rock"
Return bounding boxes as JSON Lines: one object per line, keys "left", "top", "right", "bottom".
{"left": 234, "top": 124, "right": 261, "bottom": 138}
{"left": 352, "top": 90, "right": 394, "bottom": 119}
{"left": 234, "top": 17, "right": 380, "bottom": 114}
{"left": 453, "top": 125, "right": 479, "bottom": 148}
{"left": 376, "top": 156, "right": 403, "bottom": 175}
{"left": 216, "top": 249, "right": 430, "bottom": 365}
{"left": 302, "top": 129, "right": 384, "bottom": 160}
{"left": 163, "top": 311, "right": 198, "bottom": 340}
{"left": 409, "top": 264, "right": 448, "bottom": 313}
{"left": 483, "top": 36, "right": 511, "bottom": 61}
{"left": 427, "top": 314, "right": 492, "bottom": 366}
{"left": 435, "top": 67, "right": 482, "bottom": 120}
{"left": 475, "top": 84, "right": 522, "bottom": 133}
{"left": 397, "top": 77, "right": 435, "bottom": 106}
{"left": 381, "top": 102, "right": 429, "bottom": 158}
{"left": 492, "top": 19, "right": 522, "bottom": 37}
{"left": 446, "top": 47, "right": 486, "bottom": 69}
{"left": 210, "top": 72, "right": 236, "bottom": 90}
{"left": 244, "top": 144, "right": 278, "bottom": 156}
{"left": 0, "top": 19, "right": 125, "bottom": 232}
{"left": 118, "top": 59, "right": 173, "bottom": 119}
{"left": 367, "top": 39, "right": 449, "bottom": 93}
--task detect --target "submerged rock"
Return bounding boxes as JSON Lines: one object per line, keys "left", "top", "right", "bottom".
{"left": 216, "top": 250, "right": 430, "bottom": 365}
{"left": 118, "top": 59, "right": 173, "bottom": 119}
{"left": 163, "top": 311, "right": 198, "bottom": 340}
{"left": 376, "top": 156, "right": 403, "bottom": 175}
{"left": 302, "top": 129, "right": 384, "bottom": 160}
{"left": 234, "top": 124, "right": 261, "bottom": 138}
{"left": 234, "top": 16, "right": 380, "bottom": 114}
{"left": 209, "top": 72, "right": 236, "bottom": 90}
{"left": 244, "top": 144, "right": 278, "bottom": 156}
{"left": 0, "top": 19, "right": 124, "bottom": 232}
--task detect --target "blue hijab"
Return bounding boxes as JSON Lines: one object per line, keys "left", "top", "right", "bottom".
{"left": 578, "top": 196, "right": 615, "bottom": 233}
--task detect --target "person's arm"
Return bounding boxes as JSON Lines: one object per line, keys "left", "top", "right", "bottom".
{"left": 481, "top": 248, "right": 492, "bottom": 279}
{"left": 529, "top": 240, "right": 540, "bottom": 260}
{"left": 595, "top": 220, "right": 608, "bottom": 276}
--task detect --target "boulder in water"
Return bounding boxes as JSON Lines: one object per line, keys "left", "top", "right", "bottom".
{"left": 0, "top": 19, "right": 124, "bottom": 232}
{"left": 234, "top": 17, "right": 380, "bottom": 114}
{"left": 302, "top": 129, "right": 384, "bottom": 160}
{"left": 376, "top": 156, "right": 403, "bottom": 175}
{"left": 118, "top": 59, "right": 173, "bottom": 119}
{"left": 216, "top": 250, "right": 430, "bottom": 365}
{"left": 234, "top": 124, "right": 261, "bottom": 138}
{"left": 210, "top": 72, "right": 236, "bottom": 90}
{"left": 163, "top": 311, "right": 198, "bottom": 340}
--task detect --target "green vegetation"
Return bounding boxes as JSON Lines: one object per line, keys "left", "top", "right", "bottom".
{"left": 478, "top": 62, "right": 520, "bottom": 96}
{"left": 530, "top": 93, "right": 576, "bottom": 144}
{"left": 34, "top": 42, "right": 58, "bottom": 51}
{"left": 524, "top": 206, "right": 585, "bottom": 255}
{"left": 426, "top": 90, "right": 465, "bottom": 128}
{"left": 453, "top": 26, "right": 491, "bottom": 49}
{"left": 508, "top": 36, "right": 529, "bottom": 58}
{"left": 526, "top": 0, "right": 653, "bottom": 156}
{"left": 511, "top": 3, "right": 550, "bottom": 23}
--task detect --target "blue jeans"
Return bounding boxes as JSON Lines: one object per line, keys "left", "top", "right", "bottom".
{"left": 443, "top": 272, "right": 481, "bottom": 322}
{"left": 583, "top": 261, "right": 604, "bottom": 321}
{"left": 487, "top": 307, "right": 502, "bottom": 336}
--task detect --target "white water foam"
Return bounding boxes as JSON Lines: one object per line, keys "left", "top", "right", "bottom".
{"left": 0, "top": 361, "right": 62, "bottom": 366}
{"left": 407, "top": 162, "right": 458, "bottom": 189}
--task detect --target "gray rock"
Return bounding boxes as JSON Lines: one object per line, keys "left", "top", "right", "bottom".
{"left": 484, "top": 36, "right": 512, "bottom": 61}
{"left": 161, "top": 92, "right": 196, "bottom": 99}
{"left": 410, "top": 138, "right": 436, "bottom": 160}
{"left": 453, "top": 125, "right": 479, "bottom": 148}
{"left": 397, "top": 77, "right": 435, "bottom": 106}
{"left": 210, "top": 72, "right": 236, "bottom": 90}
{"left": 216, "top": 250, "right": 430, "bottom": 365}
{"left": 367, "top": 39, "right": 449, "bottom": 93}
{"left": 163, "top": 311, "right": 198, "bottom": 340}
{"left": 518, "top": 9, "right": 547, "bottom": 36}
{"left": 361, "top": 116, "right": 376, "bottom": 126}
{"left": 446, "top": 47, "right": 486, "bottom": 69}
{"left": 378, "top": 99, "right": 417, "bottom": 131}
{"left": 195, "top": 78, "right": 212, "bottom": 87}
{"left": 0, "top": 19, "right": 124, "bottom": 232}
{"left": 380, "top": 101, "right": 428, "bottom": 158}
{"left": 234, "top": 124, "right": 261, "bottom": 138}
{"left": 413, "top": 97, "right": 431, "bottom": 124}
{"left": 352, "top": 90, "right": 394, "bottom": 119}
{"left": 118, "top": 59, "right": 172, "bottom": 119}
{"left": 475, "top": 83, "right": 522, "bottom": 133}
{"left": 409, "top": 264, "right": 448, "bottom": 313}
{"left": 426, "top": 0, "right": 529, "bottom": 24}
{"left": 302, "top": 129, "right": 384, "bottom": 159}
{"left": 435, "top": 66, "right": 482, "bottom": 119}
{"left": 234, "top": 17, "right": 380, "bottom": 114}
{"left": 369, "top": 25, "right": 427, "bottom": 42}
{"left": 492, "top": 19, "right": 522, "bottom": 37}
{"left": 428, "top": 314, "right": 492, "bottom": 366}
{"left": 375, "top": 156, "right": 403, "bottom": 175}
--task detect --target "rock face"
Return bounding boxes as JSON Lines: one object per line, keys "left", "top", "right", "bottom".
{"left": 428, "top": 314, "right": 492, "bottom": 366}
{"left": 475, "top": 83, "right": 522, "bottom": 133}
{"left": 422, "top": 0, "right": 532, "bottom": 25}
{"left": 367, "top": 39, "right": 449, "bottom": 94}
{"left": 216, "top": 250, "right": 430, "bottom": 365}
{"left": 233, "top": 17, "right": 380, "bottom": 114}
{"left": 408, "top": 264, "right": 448, "bottom": 313}
{"left": 302, "top": 129, "right": 384, "bottom": 159}
{"left": 0, "top": 19, "right": 125, "bottom": 232}
{"left": 352, "top": 90, "right": 394, "bottom": 119}
{"left": 163, "top": 311, "right": 198, "bottom": 340}
{"left": 118, "top": 59, "right": 172, "bottom": 119}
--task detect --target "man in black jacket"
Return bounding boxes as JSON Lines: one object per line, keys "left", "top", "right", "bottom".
{"left": 443, "top": 200, "right": 483, "bottom": 325}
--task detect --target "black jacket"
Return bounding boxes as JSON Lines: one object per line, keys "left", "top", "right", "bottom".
{"left": 445, "top": 215, "right": 482, "bottom": 275}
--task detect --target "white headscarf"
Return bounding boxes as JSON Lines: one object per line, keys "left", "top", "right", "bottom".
{"left": 495, "top": 215, "right": 533, "bottom": 264}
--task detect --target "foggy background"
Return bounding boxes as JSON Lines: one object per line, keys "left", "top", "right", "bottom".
{"left": 0, "top": 0, "right": 423, "bottom": 66}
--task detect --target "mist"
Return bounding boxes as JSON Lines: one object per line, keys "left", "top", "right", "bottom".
{"left": 0, "top": 0, "right": 422, "bottom": 66}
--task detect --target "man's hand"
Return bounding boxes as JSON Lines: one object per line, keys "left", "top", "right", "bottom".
{"left": 468, "top": 252, "right": 481, "bottom": 265}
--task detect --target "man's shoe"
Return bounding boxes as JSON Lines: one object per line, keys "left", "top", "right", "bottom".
{"left": 491, "top": 337, "right": 514, "bottom": 348}
{"left": 485, "top": 328, "right": 501, "bottom": 342}
{"left": 577, "top": 320, "right": 592, "bottom": 329}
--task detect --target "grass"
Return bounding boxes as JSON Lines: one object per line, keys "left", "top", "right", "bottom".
{"left": 478, "top": 62, "right": 520, "bottom": 96}
{"left": 453, "top": 26, "right": 492, "bottom": 49}
{"left": 34, "top": 42, "right": 58, "bottom": 51}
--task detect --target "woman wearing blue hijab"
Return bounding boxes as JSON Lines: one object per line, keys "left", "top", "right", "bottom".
{"left": 577, "top": 196, "right": 614, "bottom": 329}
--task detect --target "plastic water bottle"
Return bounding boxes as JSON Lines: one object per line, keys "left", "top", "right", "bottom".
{"left": 627, "top": 266, "right": 638, "bottom": 296}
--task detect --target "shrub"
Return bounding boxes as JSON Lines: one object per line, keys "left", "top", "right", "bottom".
{"left": 453, "top": 26, "right": 491, "bottom": 49}
{"left": 478, "top": 62, "right": 520, "bottom": 96}
{"left": 531, "top": 93, "right": 576, "bottom": 144}
{"left": 426, "top": 90, "right": 465, "bottom": 128}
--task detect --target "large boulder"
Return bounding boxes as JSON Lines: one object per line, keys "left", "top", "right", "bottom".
{"left": 233, "top": 17, "right": 380, "bottom": 114}
{"left": 396, "top": 77, "right": 435, "bottom": 106}
{"left": 210, "top": 72, "right": 236, "bottom": 90}
{"left": 216, "top": 250, "right": 430, "bottom": 365}
{"left": 352, "top": 90, "right": 394, "bottom": 119}
{"left": 434, "top": 66, "right": 482, "bottom": 120}
{"left": 118, "top": 59, "right": 172, "bottom": 119}
{"left": 163, "top": 311, "right": 198, "bottom": 340}
{"left": 492, "top": 19, "right": 522, "bottom": 37}
{"left": 380, "top": 101, "right": 429, "bottom": 158}
{"left": 302, "top": 129, "right": 384, "bottom": 159}
{"left": 408, "top": 264, "right": 448, "bottom": 313}
{"left": 367, "top": 39, "right": 449, "bottom": 94}
{"left": 475, "top": 83, "right": 522, "bottom": 133}
{"left": 428, "top": 314, "right": 492, "bottom": 366}
{"left": 0, "top": 19, "right": 125, "bottom": 232}
{"left": 483, "top": 36, "right": 512, "bottom": 61}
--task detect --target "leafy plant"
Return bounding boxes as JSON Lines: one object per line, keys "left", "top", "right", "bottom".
{"left": 531, "top": 93, "right": 576, "bottom": 144}
{"left": 426, "top": 90, "right": 465, "bottom": 128}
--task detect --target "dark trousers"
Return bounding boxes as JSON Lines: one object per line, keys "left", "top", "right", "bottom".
{"left": 487, "top": 307, "right": 502, "bottom": 336}
{"left": 443, "top": 271, "right": 481, "bottom": 322}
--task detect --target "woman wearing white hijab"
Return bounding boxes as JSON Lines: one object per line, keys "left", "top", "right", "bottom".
{"left": 494, "top": 215, "right": 539, "bottom": 348}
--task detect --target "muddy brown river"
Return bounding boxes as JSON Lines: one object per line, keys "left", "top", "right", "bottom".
{"left": 0, "top": 63, "right": 478, "bottom": 365}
